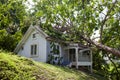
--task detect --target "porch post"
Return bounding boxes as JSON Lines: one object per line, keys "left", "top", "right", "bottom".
{"left": 91, "top": 50, "right": 93, "bottom": 73}
{"left": 75, "top": 47, "right": 78, "bottom": 69}
{"left": 68, "top": 49, "right": 69, "bottom": 61}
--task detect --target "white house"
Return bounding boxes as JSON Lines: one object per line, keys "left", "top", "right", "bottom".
{"left": 14, "top": 25, "right": 93, "bottom": 72}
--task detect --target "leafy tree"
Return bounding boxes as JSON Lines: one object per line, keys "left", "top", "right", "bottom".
{"left": 0, "top": 0, "right": 26, "bottom": 34}
{"left": 32, "top": 0, "right": 120, "bottom": 56}
{"left": 0, "top": 0, "right": 29, "bottom": 51}
{"left": 32, "top": 0, "right": 120, "bottom": 79}
{"left": 0, "top": 29, "right": 22, "bottom": 51}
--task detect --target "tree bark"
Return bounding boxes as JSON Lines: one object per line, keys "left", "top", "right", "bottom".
{"left": 81, "top": 36, "right": 120, "bottom": 57}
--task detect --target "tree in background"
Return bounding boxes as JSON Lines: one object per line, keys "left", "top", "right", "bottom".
{"left": 0, "top": 29, "right": 22, "bottom": 51}
{"left": 0, "top": 0, "right": 26, "bottom": 34}
{"left": 0, "top": 0, "right": 27, "bottom": 51}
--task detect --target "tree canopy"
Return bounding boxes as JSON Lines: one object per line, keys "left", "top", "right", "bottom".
{"left": 0, "top": 0, "right": 26, "bottom": 34}
{"left": 32, "top": 0, "right": 120, "bottom": 56}
{"left": 0, "top": 0, "right": 27, "bottom": 51}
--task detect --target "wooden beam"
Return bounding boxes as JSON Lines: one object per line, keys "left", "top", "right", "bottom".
{"left": 90, "top": 50, "right": 93, "bottom": 73}
{"left": 68, "top": 49, "right": 69, "bottom": 61}
{"left": 75, "top": 48, "right": 78, "bottom": 69}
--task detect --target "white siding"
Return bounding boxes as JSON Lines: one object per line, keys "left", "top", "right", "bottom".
{"left": 60, "top": 45, "right": 69, "bottom": 62}
{"left": 18, "top": 30, "right": 47, "bottom": 62}
{"left": 46, "top": 41, "right": 51, "bottom": 61}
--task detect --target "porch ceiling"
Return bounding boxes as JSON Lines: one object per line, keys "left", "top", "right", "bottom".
{"left": 65, "top": 43, "right": 90, "bottom": 49}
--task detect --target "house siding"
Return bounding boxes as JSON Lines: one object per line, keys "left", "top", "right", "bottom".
{"left": 46, "top": 41, "right": 51, "bottom": 61}
{"left": 60, "top": 45, "right": 69, "bottom": 62}
{"left": 18, "top": 29, "right": 47, "bottom": 62}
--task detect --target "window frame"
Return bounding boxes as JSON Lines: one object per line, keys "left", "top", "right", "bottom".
{"left": 31, "top": 44, "right": 38, "bottom": 57}
{"left": 32, "top": 33, "right": 36, "bottom": 39}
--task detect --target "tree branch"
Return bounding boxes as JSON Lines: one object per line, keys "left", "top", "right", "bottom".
{"left": 81, "top": 35, "right": 120, "bottom": 57}
{"left": 100, "top": 0, "right": 117, "bottom": 43}
{"left": 106, "top": 53, "right": 120, "bottom": 80}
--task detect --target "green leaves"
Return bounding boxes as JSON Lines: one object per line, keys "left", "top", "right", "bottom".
{"left": 0, "top": 29, "right": 22, "bottom": 51}
{"left": 33, "top": 0, "right": 120, "bottom": 48}
{"left": 0, "top": 0, "right": 26, "bottom": 31}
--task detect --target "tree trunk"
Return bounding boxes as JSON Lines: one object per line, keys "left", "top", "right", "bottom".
{"left": 81, "top": 36, "right": 120, "bottom": 57}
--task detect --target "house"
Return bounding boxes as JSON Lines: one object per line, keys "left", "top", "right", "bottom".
{"left": 14, "top": 25, "right": 93, "bottom": 72}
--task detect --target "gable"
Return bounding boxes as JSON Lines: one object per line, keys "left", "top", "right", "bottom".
{"left": 14, "top": 25, "right": 48, "bottom": 53}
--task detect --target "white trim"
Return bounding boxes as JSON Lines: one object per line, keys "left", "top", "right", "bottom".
{"left": 75, "top": 48, "right": 78, "bottom": 69}
{"left": 30, "top": 44, "right": 38, "bottom": 57}
{"left": 68, "top": 49, "right": 69, "bottom": 61}
{"left": 14, "top": 25, "right": 34, "bottom": 53}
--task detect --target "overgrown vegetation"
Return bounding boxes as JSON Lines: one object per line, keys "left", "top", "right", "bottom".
{"left": 93, "top": 48, "right": 120, "bottom": 80}
{"left": 47, "top": 42, "right": 63, "bottom": 65}
{"left": 0, "top": 29, "right": 22, "bottom": 51}
{"left": 0, "top": 51, "right": 105, "bottom": 80}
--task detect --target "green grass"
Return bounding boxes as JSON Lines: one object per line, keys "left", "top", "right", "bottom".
{"left": 0, "top": 51, "right": 105, "bottom": 80}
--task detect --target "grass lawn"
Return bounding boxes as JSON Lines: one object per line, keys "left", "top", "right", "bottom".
{"left": 0, "top": 51, "right": 106, "bottom": 80}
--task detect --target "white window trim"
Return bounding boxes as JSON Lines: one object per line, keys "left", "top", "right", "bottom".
{"left": 30, "top": 44, "right": 38, "bottom": 57}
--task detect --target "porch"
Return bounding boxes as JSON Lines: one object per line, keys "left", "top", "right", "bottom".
{"left": 64, "top": 43, "right": 92, "bottom": 73}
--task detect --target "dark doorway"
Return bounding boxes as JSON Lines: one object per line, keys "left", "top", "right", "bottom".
{"left": 69, "top": 49, "right": 76, "bottom": 61}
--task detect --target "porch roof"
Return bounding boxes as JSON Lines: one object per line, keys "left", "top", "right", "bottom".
{"left": 65, "top": 43, "right": 90, "bottom": 50}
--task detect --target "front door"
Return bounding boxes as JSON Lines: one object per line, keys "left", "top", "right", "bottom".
{"left": 69, "top": 49, "right": 76, "bottom": 62}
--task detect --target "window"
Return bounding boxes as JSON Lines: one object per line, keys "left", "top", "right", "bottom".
{"left": 50, "top": 43, "right": 60, "bottom": 54}
{"left": 82, "top": 51, "right": 90, "bottom": 56}
{"left": 21, "top": 46, "right": 24, "bottom": 50}
{"left": 32, "top": 33, "right": 36, "bottom": 38}
{"left": 31, "top": 44, "right": 37, "bottom": 56}
{"left": 55, "top": 45, "right": 60, "bottom": 54}
{"left": 56, "top": 45, "right": 59, "bottom": 50}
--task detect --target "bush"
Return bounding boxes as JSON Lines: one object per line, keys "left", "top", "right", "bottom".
{"left": 0, "top": 29, "right": 22, "bottom": 51}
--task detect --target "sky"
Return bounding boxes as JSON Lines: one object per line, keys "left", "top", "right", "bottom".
{"left": 25, "top": 0, "right": 34, "bottom": 10}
